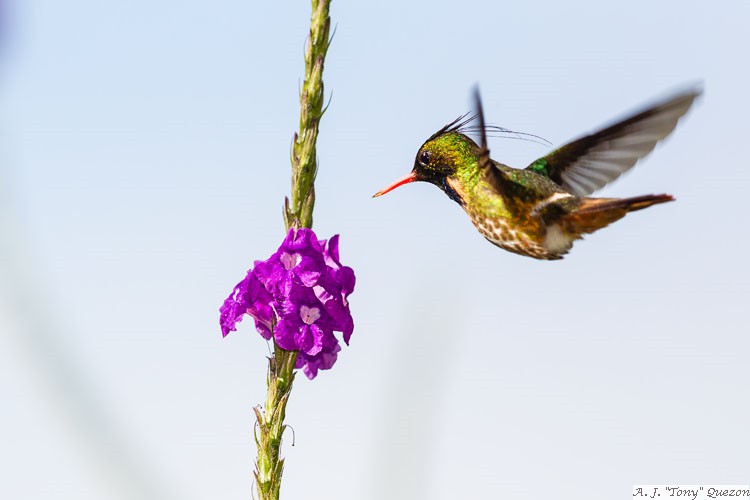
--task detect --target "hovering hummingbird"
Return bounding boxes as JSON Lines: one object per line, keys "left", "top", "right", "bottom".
{"left": 373, "top": 86, "right": 701, "bottom": 260}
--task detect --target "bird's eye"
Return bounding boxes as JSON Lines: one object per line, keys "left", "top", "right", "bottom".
{"left": 418, "top": 150, "right": 432, "bottom": 166}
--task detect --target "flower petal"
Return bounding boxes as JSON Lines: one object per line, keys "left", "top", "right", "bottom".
{"left": 299, "top": 342, "right": 341, "bottom": 379}
{"left": 323, "top": 234, "right": 341, "bottom": 267}
{"left": 219, "top": 270, "right": 275, "bottom": 338}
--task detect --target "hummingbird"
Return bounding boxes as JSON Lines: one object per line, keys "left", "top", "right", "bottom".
{"left": 373, "top": 86, "right": 701, "bottom": 260}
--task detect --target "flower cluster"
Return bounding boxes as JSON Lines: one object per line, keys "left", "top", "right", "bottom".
{"left": 220, "top": 228, "right": 355, "bottom": 379}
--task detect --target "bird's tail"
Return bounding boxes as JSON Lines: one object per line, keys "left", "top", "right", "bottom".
{"left": 562, "top": 194, "right": 674, "bottom": 235}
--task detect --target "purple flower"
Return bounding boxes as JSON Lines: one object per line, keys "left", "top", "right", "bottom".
{"left": 275, "top": 285, "right": 331, "bottom": 355}
{"left": 297, "top": 343, "right": 341, "bottom": 380}
{"left": 220, "top": 228, "right": 355, "bottom": 379}
{"left": 253, "top": 228, "right": 327, "bottom": 295}
{"left": 220, "top": 270, "right": 274, "bottom": 339}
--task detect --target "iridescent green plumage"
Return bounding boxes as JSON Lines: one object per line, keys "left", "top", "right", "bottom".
{"left": 374, "top": 86, "right": 701, "bottom": 260}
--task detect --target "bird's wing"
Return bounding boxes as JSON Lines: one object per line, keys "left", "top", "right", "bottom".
{"left": 471, "top": 86, "right": 511, "bottom": 197}
{"left": 525, "top": 86, "right": 702, "bottom": 196}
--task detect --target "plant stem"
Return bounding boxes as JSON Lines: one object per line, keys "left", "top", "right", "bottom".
{"left": 255, "top": 1, "right": 332, "bottom": 499}
{"left": 253, "top": 345, "right": 297, "bottom": 500}
{"left": 285, "top": 0, "right": 331, "bottom": 231}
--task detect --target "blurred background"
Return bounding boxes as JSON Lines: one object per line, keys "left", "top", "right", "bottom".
{"left": 1, "top": 1, "right": 748, "bottom": 499}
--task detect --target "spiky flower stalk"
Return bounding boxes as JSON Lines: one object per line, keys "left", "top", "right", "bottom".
{"left": 254, "top": 1, "right": 331, "bottom": 499}
{"left": 285, "top": 0, "right": 331, "bottom": 231}
{"left": 253, "top": 342, "right": 297, "bottom": 500}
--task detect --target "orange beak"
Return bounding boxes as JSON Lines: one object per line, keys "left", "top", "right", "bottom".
{"left": 372, "top": 171, "right": 418, "bottom": 198}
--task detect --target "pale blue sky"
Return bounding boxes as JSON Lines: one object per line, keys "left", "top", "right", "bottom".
{"left": 1, "top": 1, "right": 748, "bottom": 499}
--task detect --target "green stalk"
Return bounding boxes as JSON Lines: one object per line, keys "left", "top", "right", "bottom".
{"left": 255, "top": 1, "right": 331, "bottom": 499}
{"left": 253, "top": 343, "right": 297, "bottom": 500}
{"left": 285, "top": 0, "right": 331, "bottom": 231}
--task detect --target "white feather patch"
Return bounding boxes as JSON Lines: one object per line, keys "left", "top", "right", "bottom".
{"left": 543, "top": 224, "right": 574, "bottom": 253}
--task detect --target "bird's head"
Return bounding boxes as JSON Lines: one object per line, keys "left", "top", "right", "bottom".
{"left": 373, "top": 119, "right": 481, "bottom": 202}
